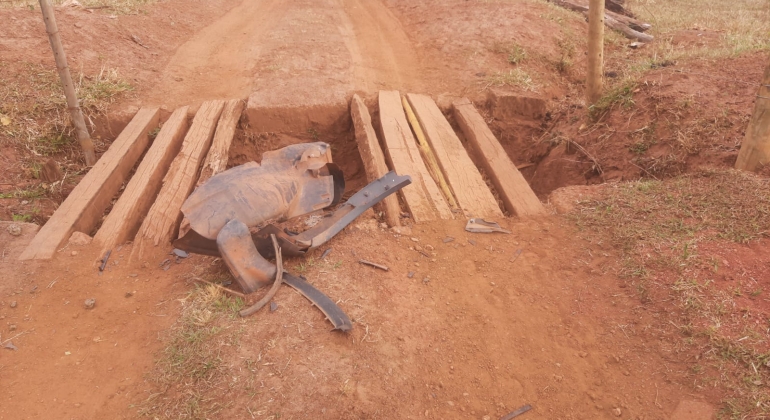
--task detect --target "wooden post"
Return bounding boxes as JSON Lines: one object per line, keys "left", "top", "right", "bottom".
{"left": 39, "top": 0, "right": 96, "bottom": 166}
{"left": 735, "top": 60, "right": 770, "bottom": 171}
{"left": 586, "top": 0, "right": 606, "bottom": 105}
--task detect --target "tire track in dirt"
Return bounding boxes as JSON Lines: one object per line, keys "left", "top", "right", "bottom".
{"left": 338, "top": 0, "right": 423, "bottom": 93}
{"left": 144, "top": 0, "right": 288, "bottom": 107}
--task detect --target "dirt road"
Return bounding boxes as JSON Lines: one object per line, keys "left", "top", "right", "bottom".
{"left": 144, "top": 0, "right": 423, "bottom": 108}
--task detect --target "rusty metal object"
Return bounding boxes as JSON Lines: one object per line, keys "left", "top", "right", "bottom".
{"left": 282, "top": 273, "right": 352, "bottom": 331}
{"left": 175, "top": 142, "right": 410, "bottom": 331}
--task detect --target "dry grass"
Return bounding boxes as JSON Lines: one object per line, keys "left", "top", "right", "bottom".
{"left": 572, "top": 169, "right": 770, "bottom": 417}
{"left": 483, "top": 68, "right": 537, "bottom": 91}
{"left": 1, "top": 0, "right": 155, "bottom": 15}
{"left": 0, "top": 63, "right": 132, "bottom": 159}
{"left": 631, "top": 0, "right": 770, "bottom": 60}
{"left": 136, "top": 281, "right": 246, "bottom": 419}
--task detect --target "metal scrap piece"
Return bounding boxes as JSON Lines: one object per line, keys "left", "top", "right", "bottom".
{"left": 283, "top": 273, "right": 352, "bottom": 332}
{"left": 500, "top": 404, "right": 532, "bottom": 420}
{"left": 465, "top": 218, "right": 512, "bottom": 234}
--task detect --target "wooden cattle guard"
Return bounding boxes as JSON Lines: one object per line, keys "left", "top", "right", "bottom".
{"left": 131, "top": 100, "right": 224, "bottom": 261}
{"left": 406, "top": 93, "right": 502, "bottom": 218}
{"left": 453, "top": 98, "right": 545, "bottom": 217}
{"left": 93, "top": 107, "right": 190, "bottom": 257}
{"left": 351, "top": 94, "right": 401, "bottom": 227}
{"left": 19, "top": 108, "right": 160, "bottom": 260}
{"left": 378, "top": 90, "right": 452, "bottom": 222}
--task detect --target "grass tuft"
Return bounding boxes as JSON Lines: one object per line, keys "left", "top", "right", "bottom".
{"left": 484, "top": 68, "right": 536, "bottom": 91}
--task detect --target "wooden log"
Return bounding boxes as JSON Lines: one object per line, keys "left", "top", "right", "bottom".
{"left": 350, "top": 94, "right": 401, "bottom": 227}
{"left": 604, "top": 14, "right": 654, "bottom": 42}
{"left": 606, "top": 0, "right": 635, "bottom": 18}
{"left": 19, "top": 107, "right": 159, "bottom": 260}
{"left": 131, "top": 100, "right": 224, "bottom": 261}
{"left": 197, "top": 99, "right": 244, "bottom": 186}
{"left": 406, "top": 93, "right": 503, "bottom": 218}
{"left": 453, "top": 99, "right": 545, "bottom": 217}
{"left": 587, "top": 0, "right": 606, "bottom": 105}
{"left": 93, "top": 106, "right": 189, "bottom": 257}
{"left": 736, "top": 61, "right": 770, "bottom": 171}
{"left": 378, "top": 90, "right": 453, "bottom": 222}
{"left": 549, "top": 0, "right": 653, "bottom": 42}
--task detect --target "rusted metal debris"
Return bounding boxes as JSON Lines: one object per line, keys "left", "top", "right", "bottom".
{"left": 175, "top": 142, "right": 410, "bottom": 332}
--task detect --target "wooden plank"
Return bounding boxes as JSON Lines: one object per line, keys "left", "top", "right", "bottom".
{"left": 131, "top": 100, "right": 225, "bottom": 261}
{"left": 19, "top": 107, "right": 159, "bottom": 260}
{"left": 178, "top": 99, "right": 243, "bottom": 239}
{"left": 197, "top": 99, "right": 244, "bottom": 186}
{"left": 351, "top": 94, "right": 401, "bottom": 227}
{"left": 378, "top": 90, "right": 452, "bottom": 222}
{"left": 453, "top": 98, "right": 545, "bottom": 217}
{"left": 93, "top": 106, "right": 190, "bottom": 256}
{"left": 406, "top": 93, "right": 503, "bottom": 218}
{"left": 736, "top": 60, "right": 770, "bottom": 171}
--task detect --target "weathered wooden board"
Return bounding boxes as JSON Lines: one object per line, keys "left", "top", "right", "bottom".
{"left": 351, "top": 94, "right": 401, "bottom": 227}
{"left": 19, "top": 107, "right": 160, "bottom": 260}
{"left": 406, "top": 93, "right": 502, "bottom": 218}
{"left": 453, "top": 98, "right": 545, "bottom": 217}
{"left": 197, "top": 99, "right": 244, "bottom": 186}
{"left": 378, "top": 90, "right": 452, "bottom": 222}
{"left": 94, "top": 106, "right": 190, "bottom": 256}
{"left": 131, "top": 100, "right": 224, "bottom": 260}
{"left": 177, "top": 99, "right": 243, "bottom": 239}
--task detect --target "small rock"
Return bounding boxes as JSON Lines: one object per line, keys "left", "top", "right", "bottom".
{"left": 84, "top": 298, "right": 96, "bottom": 309}
{"left": 171, "top": 248, "right": 188, "bottom": 258}
{"left": 578, "top": 351, "right": 588, "bottom": 358}
{"left": 410, "top": 237, "right": 419, "bottom": 242}
{"left": 422, "top": 277, "right": 430, "bottom": 284}
{"left": 447, "top": 401, "right": 454, "bottom": 407}
{"left": 9, "top": 301, "right": 17, "bottom": 308}
{"left": 379, "top": 222, "right": 388, "bottom": 229}
{"left": 6, "top": 224, "right": 22, "bottom": 236}
{"left": 129, "top": 273, "right": 138, "bottom": 278}
{"left": 612, "top": 407, "right": 622, "bottom": 417}
{"left": 407, "top": 271, "right": 415, "bottom": 278}
{"left": 68, "top": 231, "right": 92, "bottom": 246}
{"left": 443, "top": 237, "right": 455, "bottom": 243}
{"left": 4, "top": 341, "right": 17, "bottom": 351}
{"left": 71, "top": 251, "right": 78, "bottom": 256}
{"left": 9, "top": 324, "right": 17, "bottom": 331}
{"left": 270, "top": 302, "right": 278, "bottom": 312}
{"left": 124, "top": 292, "right": 133, "bottom": 298}
{"left": 74, "top": 22, "right": 83, "bottom": 28}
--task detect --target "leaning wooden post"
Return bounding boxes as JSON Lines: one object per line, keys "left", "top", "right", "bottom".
{"left": 39, "top": 0, "right": 97, "bottom": 166}
{"left": 735, "top": 60, "right": 770, "bottom": 171}
{"left": 586, "top": 0, "right": 606, "bottom": 105}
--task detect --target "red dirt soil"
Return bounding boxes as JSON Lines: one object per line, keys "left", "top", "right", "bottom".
{"left": 1, "top": 0, "right": 768, "bottom": 418}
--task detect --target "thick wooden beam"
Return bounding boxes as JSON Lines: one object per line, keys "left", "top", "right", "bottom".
{"left": 177, "top": 99, "right": 244, "bottom": 239}
{"left": 378, "top": 90, "right": 453, "bottom": 222}
{"left": 131, "top": 100, "right": 225, "bottom": 261}
{"left": 19, "top": 107, "right": 159, "bottom": 260}
{"left": 351, "top": 94, "right": 401, "bottom": 227}
{"left": 197, "top": 99, "right": 244, "bottom": 186}
{"left": 736, "top": 61, "right": 770, "bottom": 171}
{"left": 93, "top": 107, "right": 189, "bottom": 257}
{"left": 406, "top": 93, "right": 503, "bottom": 218}
{"left": 453, "top": 99, "right": 545, "bottom": 217}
